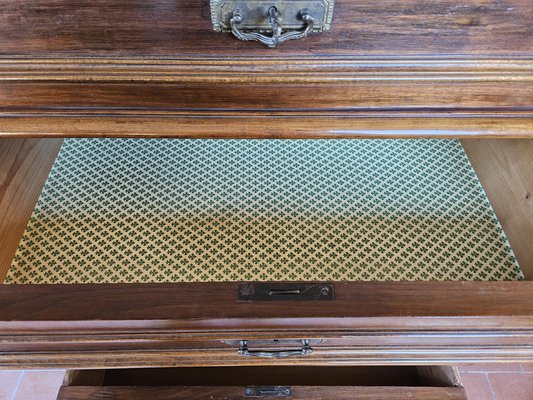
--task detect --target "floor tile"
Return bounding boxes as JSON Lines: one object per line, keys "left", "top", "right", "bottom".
{"left": 489, "top": 373, "right": 533, "bottom": 400}
{"left": 0, "top": 371, "right": 22, "bottom": 400}
{"left": 460, "top": 373, "right": 495, "bottom": 400}
{"left": 14, "top": 370, "right": 65, "bottom": 400}
{"left": 521, "top": 364, "right": 533, "bottom": 373}
{"left": 459, "top": 363, "right": 523, "bottom": 373}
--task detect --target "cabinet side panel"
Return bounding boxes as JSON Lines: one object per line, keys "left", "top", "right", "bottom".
{"left": 0, "top": 138, "right": 62, "bottom": 280}
{"left": 462, "top": 139, "right": 533, "bottom": 279}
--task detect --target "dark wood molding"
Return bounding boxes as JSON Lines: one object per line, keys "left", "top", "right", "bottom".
{"left": 1, "top": 56, "right": 532, "bottom": 83}
{"left": 2, "top": 114, "right": 533, "bottom": 139}
{"left": 1, "top": 56, "right": 532, "bottom": 138}
{"left": 0, "top": 282, "right": 532, "bottom": 368}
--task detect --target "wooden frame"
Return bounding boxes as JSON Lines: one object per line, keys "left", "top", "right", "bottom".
{"left": 57, "top": 387, "right": 467, "bottom": 400}
{"left": 0, "top": 1, "right": 532, "bottom": 138}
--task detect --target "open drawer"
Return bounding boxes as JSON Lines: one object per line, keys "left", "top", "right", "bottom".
{"left": 0, "top": 137, "right": 532, "bottom": 369}
{"left": 57, "top": 366, "right": 467, "bottom": 399}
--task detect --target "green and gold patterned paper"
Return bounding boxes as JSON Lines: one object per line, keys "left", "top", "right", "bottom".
{"left": 5, "top": 139, "right": 523, "bottom": 284}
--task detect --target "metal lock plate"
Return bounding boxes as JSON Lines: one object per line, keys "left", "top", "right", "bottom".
{"left": 210, "top": 0, "right": 334, "bottom": 32}
{"left": 238, "top": 283, "right": 334, "bottom": 301}
{"left": 244, "top": 386, "right": 293, "bottom": 397}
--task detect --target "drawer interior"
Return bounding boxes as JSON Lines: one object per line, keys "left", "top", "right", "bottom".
{"left": 58, "top": 366, "right": 466, "bottom": 399}
{"left": 68, "top": 366, "right": 457, "bottom": 387}
{"left": 1, "top": 138, "right": 533, "bottom": 368}
{"left": 1, "top": 138, "right": 531, "bottom": 284}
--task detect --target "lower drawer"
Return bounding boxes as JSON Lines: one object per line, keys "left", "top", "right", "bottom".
{"left": 58, "top": 365, "right": 466, "bottom": 399}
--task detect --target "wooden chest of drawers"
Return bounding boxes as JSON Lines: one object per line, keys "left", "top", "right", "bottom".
{"left": 0, "top": 0, "right": 533, "bottom": 391}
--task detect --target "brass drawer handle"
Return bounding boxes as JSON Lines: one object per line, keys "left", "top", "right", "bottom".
{"left": 238, "top": 340, "right": 313, "bottom": 358}
{"left": 230, "top": 6, "right": 315, "bottom": 48}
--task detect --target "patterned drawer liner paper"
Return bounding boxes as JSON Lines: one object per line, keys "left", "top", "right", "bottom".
{"left": 5, "top": 139, "right": 523, "bottom": 284}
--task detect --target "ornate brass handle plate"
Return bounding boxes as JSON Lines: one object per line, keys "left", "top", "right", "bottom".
{"left": 210, "top": 0, "right": 334, "bottom": 47}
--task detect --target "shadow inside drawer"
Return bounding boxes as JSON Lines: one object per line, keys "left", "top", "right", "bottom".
{"left": 99, "top": 366, "right": 447, "bottom": 387}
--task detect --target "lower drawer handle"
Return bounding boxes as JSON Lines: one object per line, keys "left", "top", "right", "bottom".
{"left": 238, "top": 340, "right": 313, "bottom": 358}
{"left": 230, "top": 6, "right": 315, "bottom": 48}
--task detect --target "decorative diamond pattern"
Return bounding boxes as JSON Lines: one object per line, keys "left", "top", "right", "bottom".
{"left": 5, "top": 139, "right": 523, "bottom": 284}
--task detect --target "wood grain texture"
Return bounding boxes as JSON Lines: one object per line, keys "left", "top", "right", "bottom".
{"left": 0, "top": 0, "right": 532, "bottom": 372}
{"left": 0, "top": 0, "right": 532, "bottom": 138}
{"left": 63, "top": 370, "right": 105, "bottom": 387}
{"left": 3, "top": 80, "right": 533, "bottom": 110}
{"left": 0, "top": 0, "right": 531, "bottom": 56}
{"left": 2, "top": 282, "right": 533, "bottom": 320}
{"left": 0, "top": 282, "right": 532, "bottom": 368}
{"left": 0, "top": 138, "right": 62, "bottom": 281}
{"left": 0, "top": 57, "right": 532, "bottom": 138}
{"left": 2, "top": 114, "right": 533, "bottom": 139}
{"left": 2, "top": 57, "right": 533, "bottom": 83}
{"left": 56, "top": 386, "right": 467, "bottom": 400}
{"left": 462, "top": 139, "right": 533, "bottom": 279}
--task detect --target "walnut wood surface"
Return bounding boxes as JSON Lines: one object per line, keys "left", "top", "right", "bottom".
{"left": 462, "top": 139, "right": 533, "bottom": 279}
{"left": 1, "top": 0, "right": 531, "bottom": 56}
{"left": 57, "top": 386, "right": 467, "bottom": 400}
{"left": 0, "top": 0, "right": 532, "bottom": 137}
{"left": 3, "top": 282, "right": 533, "bottom": 320}
{"left": 0, "top": 282, "right": 532, "bottom": 368}
{"left": 0, "top": 58, "right": 532, "bottom": 138}
{"left": 0, "top": 138, "right": 62, "bottom": 281}
{"left": 2, "top": 113, "right": 533, "bottom": 139}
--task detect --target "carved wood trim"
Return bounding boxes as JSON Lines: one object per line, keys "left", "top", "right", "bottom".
{"left": 1, "top": 57, "right": 532, "bottom": 83}
{"left": 1, "top": 57, "right": 531, "bottom": 138}
{"left": 2, "top": 114, "right": 533, "bottom": 139}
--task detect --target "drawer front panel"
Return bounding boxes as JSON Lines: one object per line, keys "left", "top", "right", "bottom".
{"left": 3, "top": 81, "right": 533, "bottom": 110}
{"left": 1, "top": 282, "right": 533, "bottom": 368}
{"left": 0, "top": 0, "right": 532, "bottom": 56}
